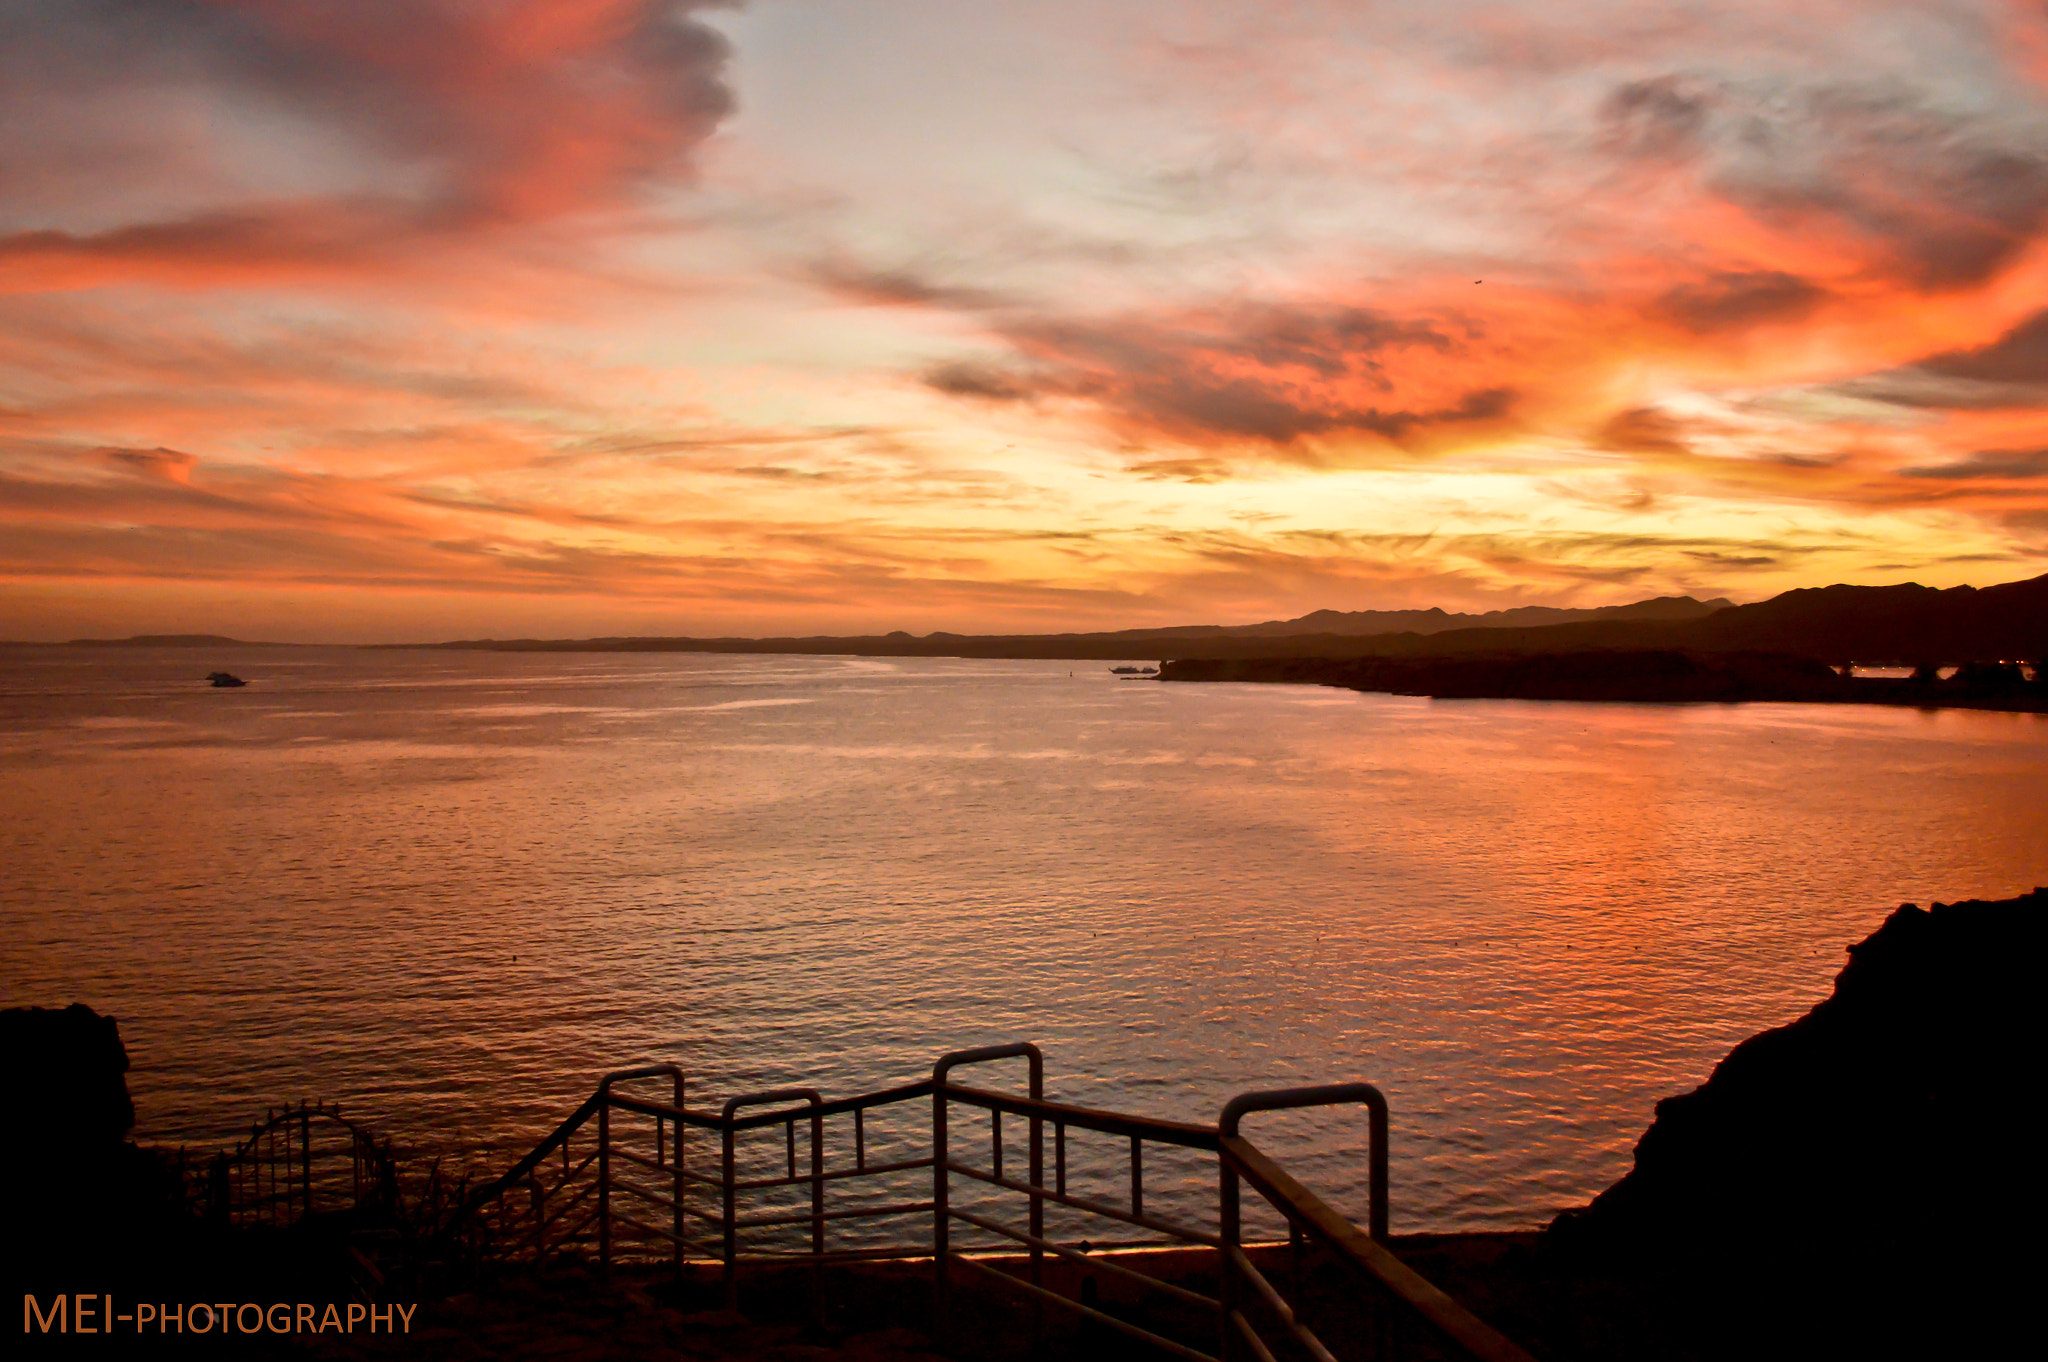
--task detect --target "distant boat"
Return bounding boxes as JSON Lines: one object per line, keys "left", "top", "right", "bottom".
{"left": 206, "top": 672, "right": 247, "bottom": 688}
{"left": 1109, "top": 666, "right": 1159, "bottom": 676}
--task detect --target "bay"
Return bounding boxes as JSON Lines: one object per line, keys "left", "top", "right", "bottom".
{"left": 3, "top": 646, "right": 2044, "bottom": 1235}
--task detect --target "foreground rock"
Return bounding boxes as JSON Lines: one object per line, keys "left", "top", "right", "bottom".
{"left": 1548, "top": 888, "right": 2045, "bottom": 1358}
{"left": 0, "top": 1005, "right": 189, "bottom": 1289}
{"left": 2, "top": 1004, "right": 388, "bottom": 1339}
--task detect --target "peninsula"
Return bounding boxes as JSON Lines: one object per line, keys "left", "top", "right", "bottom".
{"left": 1153, "top": 573, "right": 2048, "bottom": 710}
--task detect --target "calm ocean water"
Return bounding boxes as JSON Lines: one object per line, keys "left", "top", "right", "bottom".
{"left": 4, "top": 646, "right": 2046, "bottom": 1234}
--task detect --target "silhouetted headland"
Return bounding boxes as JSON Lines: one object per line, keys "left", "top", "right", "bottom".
{"left": 1151, "top": 571, "right": 2048, "bottom": 710}
{"left": 1544, "top": 887, "right": 2044, "bottom": 1357}
{"left": 1159, "top": 648, "right": 2048, "bottom": 711}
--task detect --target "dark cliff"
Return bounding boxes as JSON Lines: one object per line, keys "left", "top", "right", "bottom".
{"left": 1549, "top": 888, "right": 2046, "bottom": 1357}
{"left": 0, "top": 1005, "right": 191, "bottom": 1299}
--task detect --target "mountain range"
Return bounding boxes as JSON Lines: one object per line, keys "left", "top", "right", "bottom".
{"left": 410, "top": 572, "right": 2046, "bottom": 664}
{"left": 32, "top": 571, "right": 2048, "bottom": 664}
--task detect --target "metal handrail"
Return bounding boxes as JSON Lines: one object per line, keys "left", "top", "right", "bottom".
{"left": 943, "top": 1081, "right": 1223, "bottom": 1151}
{"left": 442, "top": 1045, "right": 1532, "bottom": 1361}
{"left": 1220, "top": 1138, "right": 1532, "bottom": 1362}
{"left": 605, "top": 1078, "right": 933, "bottom": 1131}
{"left": 931, "top": 1043, "right": 1045, "bottom": 1341}
{"left": 1221, "top": 1084, "right": 1388, "bottom": 1242}
{"left": 712, "top": 1087, "right": 824, "bottom": 1307}
{"left": 1217, "top": 1085, "right": 1535, "bottom": 1362}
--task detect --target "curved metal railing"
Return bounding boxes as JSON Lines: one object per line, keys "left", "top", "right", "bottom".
{"left": 200, "top": 1100, "right": 402, "bottom": 1231}
{"left": 443, "top": 1044, "right": 1534, "bottom": 1362}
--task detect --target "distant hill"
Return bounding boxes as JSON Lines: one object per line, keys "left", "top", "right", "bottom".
{"left": 1684, "top": 576, "right": 2048, "bottom": 661}
{"left": 1303, "top": 572, "right": 2048, "bottom": 666}
{"left": 60, "top": 634, "right": 275, "bottom": 647}
{"left": 1226, "top": 594, "right": 1732, "bottom": 637}
{"left": 403, "top": 593, "right": 1738, "bottom": 659}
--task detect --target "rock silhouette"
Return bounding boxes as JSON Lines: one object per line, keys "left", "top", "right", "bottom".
{"left": 1548, "top": 888, "right": 2045, "bottom": 1358}
{"left": 0, "top": 1003, "right": 139, "bottom": 1159}
{"left": 1, "top": 1005, "right": 188, "bottom": 1298}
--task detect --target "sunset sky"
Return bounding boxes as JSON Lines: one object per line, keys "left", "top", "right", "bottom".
{"left": 6, "top": 0, "right": 2048, "bottom": 642}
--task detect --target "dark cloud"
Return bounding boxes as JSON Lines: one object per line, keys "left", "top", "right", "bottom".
{"left": 1823, "top": 309, "right": 2048, "bottom": 411}
{"left": 1537, "top": 477, "right": 1660, "bottom": 512}
{"left": 929, "top": 304, "right": 1505, "bottom": 448}
{"left": 1601, "top": 75, "right": 1715, "bottom": 161}
{"left": 1822, "top": 368, "right": 2047, "bottom": 411}
{"left": 1121, "top": 456, "right": 1234, "bottom": 483}
{"left": 1919, "top": 309, "right": 2048, "bottom": 384}
{"left": 1101, "top": 373, "right": 1512, "bottom": 445}
{"left": 1016, "top": 306, "right": 1451, "bottom": 382}
{"left": 1602, "top": 71, "right": 2048, "bottom": 288}
{"left": 729, "top": 464, "right": 838, "bottom": 480}
{"left": 922, "top": 361, "right": 1033, "bottom": 402}
{"left": 1653, "top": 270, "right": 1827, "bottom": 333}
{"left": 1899, "top": 447, "right": 2048, "bottom": 480}
{"left": 808, "top": 260, "right": 1002, "bottom": 311}
{"left": 0, "top": 1, "right": 735, "bottom": 279}
{"left": 97, "top": 445, "right": 199, "bottom": 482}
{"left": 1597, "top": 407, "right": 1692, "bottom": 455}
{"left": 1684, "top": 550, "right": 1780, "bottom": 569}
{"left": 0, "top": 449, "right": 341, "bottom": 528}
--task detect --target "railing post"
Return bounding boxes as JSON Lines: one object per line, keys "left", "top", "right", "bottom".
{"left": 1029, "top": 1068, "right": 1044, "bottom": 1354}
{"left": 261, "top": 1116, "right": 271, "bottom": 1227}
{"left": 598, "top": 1094, "right": 611, "bottom": 1277}
{"left": 1218, "top": 1082, "right": 1401, "bottom": 1360}
{"left": 1220, "top": 1151, "right": 1242, "bottom": 1362}
{"left": 809, "top": 1104, "right": 825, "bottom": 1325}
{"left": 300, "top": 1104, "right": 312, "bottom": 1222}
{"left": 1368, "top": 1095, "right": 1389, "bottom": 1244}
{"left": 715, "top": 1089, "right": 823, "bottom": 1316}
{"left": 673, "top": 1071, "right": 686, "bottom": 1279}
{"left": 932, "top": 1077, "right": 950, "bottom": 1340}
{"left": 207, "top": 1153, "right": 229, "bottom": 1226}
{"left": 931, "top": 1042, "right": 1044, "bottom": 1350}
{"left": 722, "top": 1120, "right": 738, "bottom": 1310}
